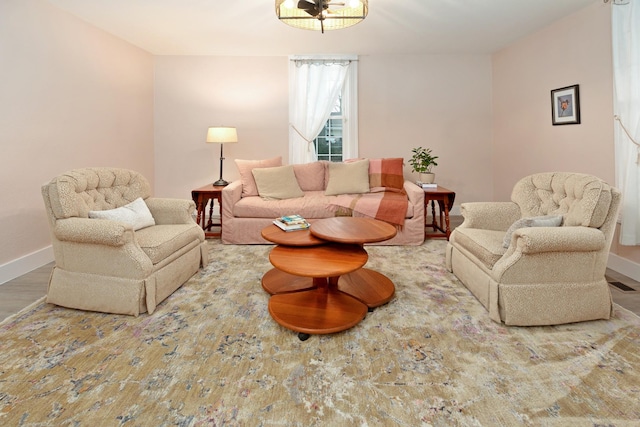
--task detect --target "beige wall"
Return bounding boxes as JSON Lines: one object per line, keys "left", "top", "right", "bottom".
{"left": 153, "top": 56, "right": 289, "bottom": 198}
{"left": 492, "top": 2, "right": 614, "bottom": 199}
{"left": 359, "top": 54, "right": 493, "bottom": 203}
{"left": 154, "top": 54, "right": 494, "bottom": 206}
{"left": 492, "top": 1, "right": 640, "bottom": 269}
{"left": 0, "top": 0, "right": 154, "bottom": 274}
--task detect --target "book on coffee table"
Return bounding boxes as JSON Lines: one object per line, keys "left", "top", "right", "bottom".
{"left": 277, "top": 214, "right": 307, "bottom": 225}
{"left": 273, "top": 219, "right": 310, "bottom": 232}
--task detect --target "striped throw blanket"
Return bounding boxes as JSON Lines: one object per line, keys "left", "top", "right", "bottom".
{"left": 329, "top": 189, "right": 408, "bottom": 227}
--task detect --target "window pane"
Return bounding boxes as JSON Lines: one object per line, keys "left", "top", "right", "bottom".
{"left": 313, "top": 101, "right": 344, "bottom": 162}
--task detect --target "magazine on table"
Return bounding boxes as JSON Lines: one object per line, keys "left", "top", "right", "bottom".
{"left": 276, "top": 214, "right": 308, "bottom": 225}
{"left": 274, "top": 214, "right": 310, "bottom": 231}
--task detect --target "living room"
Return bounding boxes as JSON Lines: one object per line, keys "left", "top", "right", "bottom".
{"left": 1, "top": 0, "right": 639, "bottom": 285}
{"left": 2, "top": 0, "right": 640, "bottom": 424}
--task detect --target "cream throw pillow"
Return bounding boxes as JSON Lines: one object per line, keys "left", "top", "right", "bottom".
{"left": 88, "top": 197, "right": 155, "bottom": 230}
{"left": 235, "top": 156, "right": 283, "bottom": 197}
{"left": 325, "top": 159, "right": 371, "bottom": 196}
{"left": 252, "top": 165, "right": 304, "bottom": 200}
{"left": 502, "top": 215, "right": 564, "bottom": 248}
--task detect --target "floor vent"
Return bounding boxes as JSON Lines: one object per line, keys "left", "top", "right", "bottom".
{"left": 609, "top": 281, "right": 636, "bottom": 292}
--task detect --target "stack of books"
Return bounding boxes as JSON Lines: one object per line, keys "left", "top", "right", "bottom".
{"left": 416, "top": 181, "right": 438, "bottom": 189}
{"left": 273, "top": 214, "right": 310, "bottom": 232}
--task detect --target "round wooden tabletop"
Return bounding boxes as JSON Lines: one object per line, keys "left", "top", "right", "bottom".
{"left": 261, "top": 224, "right": 325, "bottom": 246}
{"left": 310, "top": 217, "right": 397, "bottom": 244}
{"left": 269, "top": 243, "right": 367, "bottom": 278}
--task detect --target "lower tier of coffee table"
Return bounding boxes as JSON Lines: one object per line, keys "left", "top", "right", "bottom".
{"left": 262, "top": 268, "right": 395, "bottom": 308}
{"left": 268, "top": 277, "right": 368, "bottom": 335}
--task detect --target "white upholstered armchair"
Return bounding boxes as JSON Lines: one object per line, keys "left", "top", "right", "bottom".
{"left": 41, "top": 168, "right": 209, "bottom": 316}
{"left": 446, "top": 172, "right": 621, "bottom": 326}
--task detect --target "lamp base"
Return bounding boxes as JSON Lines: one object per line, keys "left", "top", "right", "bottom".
{"left": 213, "top": 179, "right": 229, "bottom": 187}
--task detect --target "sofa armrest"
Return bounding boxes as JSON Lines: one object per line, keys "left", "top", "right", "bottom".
{"left": 54, "top": 217, "right": 135, "bottom": 246}
{"left": 506, "top": 226, "right": 605, "bottom": 254}
{"left": 222, "top": 180, "right": 243, "bottom": 219}
{"left": 493, "top": 226, "right": 607, "bottom": 282}
{"left": 403, "top": 180, "right": 423, "bottom": 206}
{"left": 459, "top": 202, "right": 521, "bottom": 231}
{"left": 403, "top": 180, "right": 425, "bottom": 220}
{"left": 145, "top": 198, "right": 196, "bottom": 224}
{"left": 53, "top": 217, "right": 153, "bottom": 277}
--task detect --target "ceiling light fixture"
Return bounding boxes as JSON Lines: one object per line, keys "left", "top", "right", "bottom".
{"left": 275, "top": 0, "right": 368, "bottom": 33}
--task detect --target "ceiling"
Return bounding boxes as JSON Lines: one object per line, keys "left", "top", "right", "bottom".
{"left": 46, "top": 0, "right": 601, "bottom": 56}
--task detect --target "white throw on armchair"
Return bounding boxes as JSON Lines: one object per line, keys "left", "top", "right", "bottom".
{"left": 41, "top": 167, "right": 209, "bottom": 316}
{"left": 445, "top": 172, "right": 621, "bottom": 326}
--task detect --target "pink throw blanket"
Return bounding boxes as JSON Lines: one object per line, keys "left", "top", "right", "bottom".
{"left": 329, "top": 190, "right": 408, "bottom": 227}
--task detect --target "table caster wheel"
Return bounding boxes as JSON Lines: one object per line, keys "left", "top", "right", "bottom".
{"left": 298, "top": 333, "right": 311, "bottom": 341}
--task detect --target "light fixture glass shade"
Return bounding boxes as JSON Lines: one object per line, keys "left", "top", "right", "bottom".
{"left": 275, "top": 0, "right": 368, "bottom": 32}
{"left": 206, "top": 126, "right": 238, "bottom": 144}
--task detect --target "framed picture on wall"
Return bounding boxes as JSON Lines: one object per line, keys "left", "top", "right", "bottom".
{"left": 551, "top": 84, "right": 580, "bottom": 125}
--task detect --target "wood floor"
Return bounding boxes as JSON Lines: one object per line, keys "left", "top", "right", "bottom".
{"left": 2, "top": 217, "right": 639, "bottom": 321}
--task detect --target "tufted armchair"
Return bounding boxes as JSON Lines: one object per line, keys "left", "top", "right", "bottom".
{"left": 41, "top": 167, "right": 209, "bottom": 316}
{"left": 445, "top": 172, "right": 621, "bottom": 326}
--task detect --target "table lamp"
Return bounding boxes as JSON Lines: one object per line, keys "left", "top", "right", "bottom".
{"left": 206, "top": 126, "right": 238, "bottom": 186}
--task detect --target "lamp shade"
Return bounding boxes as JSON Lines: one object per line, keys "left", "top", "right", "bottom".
{"left": 206, "top": 127, "right": 238, "bottom": 144}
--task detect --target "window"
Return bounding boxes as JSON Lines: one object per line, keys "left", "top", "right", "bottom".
{"left": 288, "top": 55, "right": 358, "bottom": 164}
{"left": 314, "top": 95, "right": 343, "bottom": 162}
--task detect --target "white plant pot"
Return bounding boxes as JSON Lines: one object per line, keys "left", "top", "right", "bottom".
{"left": 420, "top": 173, "right": 436, "bottom": 184}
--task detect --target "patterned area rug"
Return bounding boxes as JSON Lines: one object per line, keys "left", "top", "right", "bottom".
{"left": 1, "top": 240, "right": 639, "bottom": 426}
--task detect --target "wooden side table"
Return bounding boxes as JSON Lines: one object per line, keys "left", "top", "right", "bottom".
{"left": 423, "top": 186, "right": 456, "bottom": 240}
{"left": 191, "top": 184, "right": 225, "bottom": 238}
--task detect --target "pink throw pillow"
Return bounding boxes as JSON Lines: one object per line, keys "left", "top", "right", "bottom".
{"left": 235, "top": 156, "right": 282, "bottom": 197}
{"left": 293, "top": 162, "right": 326, "bottom": 191}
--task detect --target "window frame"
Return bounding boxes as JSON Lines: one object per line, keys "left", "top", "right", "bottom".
{"left": 288, "top": 54, "right": 358, "bottom": 164}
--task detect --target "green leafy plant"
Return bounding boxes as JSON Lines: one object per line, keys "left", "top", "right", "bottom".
{"left": 409, "top": 147, "right": 439, "bottom": 174}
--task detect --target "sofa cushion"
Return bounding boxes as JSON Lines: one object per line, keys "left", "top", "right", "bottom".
{"left": 88, "top": 197, "right": 155, "bottom": 231}
{"left": 325, "top": 159, "right": 370, "bottom": 196}
{"left": 453, "top": 228, "right": 506, "bottom": 270}
{"left": 368, "top": 158, "right": 405, "bottom": 191}
{"left": 233, "top": 191, "right": 338, "bottom": 219}
{"left": 135, "top": 224, "right": 203, "bottom": 265}
{"left": 502, "top": 215, "right": 564, "bottom": 248}
{"left": 235, "top": 156, "right": 282, "bottom": 197}
{"left": 293, "top": 161, "right": 325, "bottom": 191}
{"left": 252, "top": 165, "right": 304, "bottom": 200}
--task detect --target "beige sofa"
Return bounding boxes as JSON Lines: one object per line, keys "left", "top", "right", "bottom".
{"left": 41, "top": 167, "right": 209, "bottom": 316}
{"left": 222, "top": 158, "right": 425, "bottom": 245}
{"left": 445, "top": 172, "right": 621, "bottom": 326}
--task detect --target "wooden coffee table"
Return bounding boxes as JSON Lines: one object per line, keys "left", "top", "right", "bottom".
{"left": 262, "top": 217, "right": 397, "bottom": 340}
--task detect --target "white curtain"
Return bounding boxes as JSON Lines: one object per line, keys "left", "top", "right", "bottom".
{"left": 612, "top": 0, "right": 640, "bottom": 245}
{"left": 288, "top": 57, "right": 350, "bottom": 164}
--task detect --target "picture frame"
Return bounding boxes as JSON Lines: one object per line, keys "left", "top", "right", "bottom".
{"left": 551, "top": 84, "right": 580, "bottom": 125}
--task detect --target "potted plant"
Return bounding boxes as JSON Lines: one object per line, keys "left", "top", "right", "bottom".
{"left": 409, "top": 147, "right": 439, "bottom": 183}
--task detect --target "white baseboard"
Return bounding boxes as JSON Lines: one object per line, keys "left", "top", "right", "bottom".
{"left": 608, "top": 253, "right": 640, "bottom": 283}
{"left": 0, "top": 246, "right": 54, "bottom": 286}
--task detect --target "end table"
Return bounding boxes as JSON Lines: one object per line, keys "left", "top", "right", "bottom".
{"left": 191, "top": 184, "right": 225, "bottom": 238}
{"left": 423, "top": 186, "right": 456, "bottom": 240}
